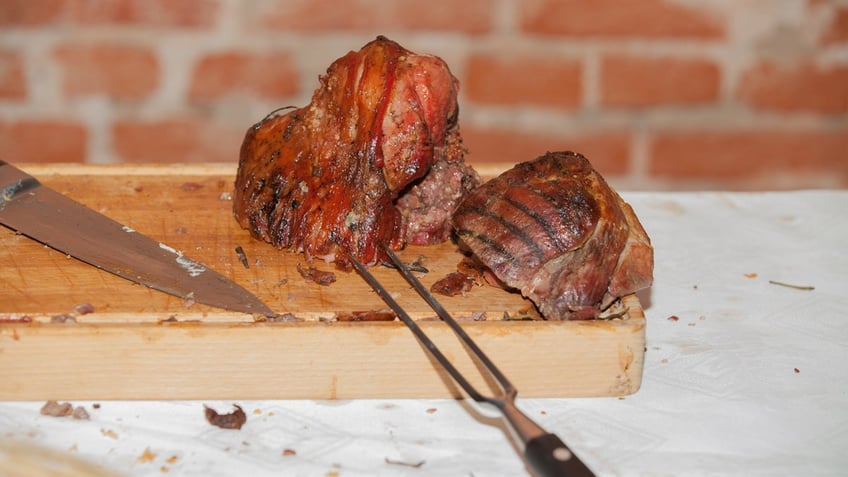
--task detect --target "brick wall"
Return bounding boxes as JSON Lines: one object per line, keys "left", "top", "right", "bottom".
{"left": 1, "top": 0, "right": 846, "bottom": 190}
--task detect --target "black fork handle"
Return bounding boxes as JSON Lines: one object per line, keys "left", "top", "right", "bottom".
{"left": 526, "top": 433, "right": 596, "bottom": 477}
{"left": 501, "top": 400, "right": 596, "bottom": 477}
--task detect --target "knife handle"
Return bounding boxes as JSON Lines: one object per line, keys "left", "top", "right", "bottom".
{"left": 525, "top": 433, "right": 595, "bottom": 477}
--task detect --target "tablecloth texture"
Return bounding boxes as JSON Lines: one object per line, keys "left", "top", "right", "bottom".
{"left": 2, "top": 191, "right": 846, "bottom": 476}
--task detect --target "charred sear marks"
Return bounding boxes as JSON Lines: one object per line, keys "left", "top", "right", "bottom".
{"left": 452, "top": 150, "right": 653, "bottom": 320}
{"left": 453, "top": 204, "right": 543, "bottom": 260}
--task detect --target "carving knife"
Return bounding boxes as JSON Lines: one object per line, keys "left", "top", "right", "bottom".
{"left": 0, "top": 160, "right": 274, "bottom": 316}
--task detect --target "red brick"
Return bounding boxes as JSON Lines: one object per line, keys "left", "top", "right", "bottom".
{"left": 649, "top": 129, "right": 848, "bottom": 181}
{"left": 821, "top": 8, "right": 848, "bottom": 44}
{"left": 112, "top": 118, "right": 245, "bottom": 163}
{"left": 188, "top": 52, "right": 299, "bottom": 101}
{"left": 67, "top": 0, "right": 219, "bottom": 27}
{"left": 520, "top": 0, "right": 724, "bottom": 39}
{"left": 463, "top": 53, "right": 582, "bottom": 108}
{"left": 601, "top": 55, "right": 720, "bottom": 106}
{"left": 252, "top": 0, "right": 495, "bottom": 34}
{"left": 53, "top": 45, "right": 159, "bottom": 100}
{"left": 0, "top": 50, "right": 27, "bottom": 100}
{"left": 736, "top": 61, "right": 848, "bottom": 113}
{"left": 0, "top": 120, "right": 87, "bottom": 163}
{"left": 0, "top": 0, "right": 66, "bottom": 26}
{"left": 461, "top": 127, "right": 631, "bottom": 175}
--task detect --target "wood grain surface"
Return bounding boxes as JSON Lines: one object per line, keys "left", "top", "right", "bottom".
{"left": 0, "top": 164, "right": 645, "bottom": 399}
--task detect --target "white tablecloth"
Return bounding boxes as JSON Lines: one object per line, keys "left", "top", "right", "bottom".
{"left": 1, "top": 191, "right": 846, "bottom": 476}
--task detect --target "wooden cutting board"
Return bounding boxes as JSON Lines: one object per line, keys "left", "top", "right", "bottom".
{"left": 0, "top": 163, "right": 646, "bottom": 400}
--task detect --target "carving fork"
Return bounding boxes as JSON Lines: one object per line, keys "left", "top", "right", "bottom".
{"left": 350, "top": 247, "right": 596, "bottom": 477}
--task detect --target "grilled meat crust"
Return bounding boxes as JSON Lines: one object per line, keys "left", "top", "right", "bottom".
{"left": 233, "top": 36, "right": 478, "bottom": 269}
{"left": 452, "top": 151, "right": 653, "bottom": 319}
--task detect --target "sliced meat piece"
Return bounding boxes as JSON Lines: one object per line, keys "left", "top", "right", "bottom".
{"left": 452, "top": 151, "right": 653, "bottom": 319}
{"left": 233, "top": 36, "right": 479, "bottom": 269}
{"left": 430, "top": 271, "right": 477, "bottom": 297}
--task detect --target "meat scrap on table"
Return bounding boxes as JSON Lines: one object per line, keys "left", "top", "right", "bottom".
{"left": 296, "top": 262, "right": 336, "bottom": 286}
{"left": 204, "top": 404, "right": 247, "bottom": 430}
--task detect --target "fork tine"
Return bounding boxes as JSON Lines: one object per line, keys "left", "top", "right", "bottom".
{"left": 382, "top": 247, "right": 516, "bottom": 398}
{"left": 348, "top": 255, "right": 489, "bottom": 403}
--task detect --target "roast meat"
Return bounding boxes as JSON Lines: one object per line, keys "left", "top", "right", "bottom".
{"left": 233, "top": 36, "right": 479, "bottom": 268}
{"left": 452, "top": 151, "right": 653, "bottom": 320}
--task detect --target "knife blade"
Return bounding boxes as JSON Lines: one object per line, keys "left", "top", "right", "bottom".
{"left": 0, "top": 160, "right": 274, "bottom": 316}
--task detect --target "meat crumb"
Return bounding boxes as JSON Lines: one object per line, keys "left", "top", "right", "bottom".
{"left": 72, "top": 406, "right": 90, "bottom": 420}
{"left": 264, "top": 312, "right": 303, "bottom": 322}
{"left": 40, "top": 400, "right": 73, "bottom": 417}
{"left": 50, "top": 314, "right": 77, "bottom": 323}
{"left": 336, "top": 310, "right": 396, "bottom": 322}
{"left": 469, "top": 311, "right": 487, "bottom": 321}
{"left": 137, "top": 447, "right": 157, "bottom": 463}
{"left": 74, "top": 302, "right": 95, "bottom": 315}
{"left": 204, "top": 404, "right": 247, "bottom": 430}
{"left": 409, "top": 255, "right": 428, "bottom": 273}
{"left": 296, "top": 262, "right": 336, "bottom": 286}
{"left": 794, "top": 368, "right": 800, "bottom": 374}
{"left": 0, "top": 315, "right": 32, "bottom": 323}
{"left": 383, "top": 255, "right": 429, "bottom": 273}
{"left": 282, "top": 449, "right": 297, "bottom": 456}
{"left": 456, "top": 256, "right": 488, "bottom": 285}
{"left": 430, "top": 271, "right": 476, "bottom": 297}
{"left": 235, "top": 246, "right": 250, "bottom": 269}
{"left": 40, "top": 400, "right": 91, "bottom": 420}
{"left": 503, "top": 308, "right": 543, "bottom": 321}
{"left": 667, "top": 315, "right": 679, "bottom": 321}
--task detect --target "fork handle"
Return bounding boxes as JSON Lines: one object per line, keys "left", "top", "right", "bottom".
{"left": 525, "top": 433, "right": 596, "bottom": 477}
